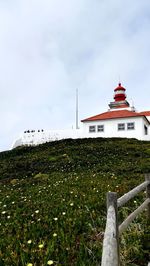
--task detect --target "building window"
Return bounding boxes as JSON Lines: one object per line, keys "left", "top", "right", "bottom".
{"left": 118, "top": 123, "right": 125, "bottom": 131}
{"left": 89, "top": 126, "right": 96, "bottom": 133}
{"left": 97, "top": 125, "right": 104, "bottom": 132}
{"left": 127, "top": 122, "right": 135, "bottom": 130}
{"left": 144, "top": 125, "right": 148, "bottom": 135}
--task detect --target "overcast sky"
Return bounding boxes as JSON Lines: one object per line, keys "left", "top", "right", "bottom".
{"left": 0, "top": 0, "right": 150, "bottom": 151}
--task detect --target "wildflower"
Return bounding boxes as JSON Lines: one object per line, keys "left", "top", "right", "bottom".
{"left": 27, "top": 240, "right": 32, "bottom": 244}
{"left": 53, "top": 217, "right": 58, "bottom": 221}
{"left": 53, "top": 233, "right": 57, "bottom": 237}
{"left": 62, "top": 212, "right": 66, "bottom": 215}
{"left": 39, "top": 244, "right": 44, "bottom": 249}
{"left": 47, "top": 260, "right": 54, "bottom": 265}
{"left": 12, "top": 202, "right": 15, "bottom": 204}
{"left": 7, "top": 216, "right": 10, "bottom": 219}
{"left": 2, "top": 211, "right": 6, "bottom": 214}
{"left": 70, "top": 203, "right": 74, "bottom": 206}
{"left": 35, "top": 210, "right": 39, "bottom": 214}
{"left": 134, "top": 200, "right": 137, "bottom": 203}
{"left": 27, "top": 263, "right": 33, "bottom": 266}
{"left": 3, "top": 205, "right": 6, "bottom": 208}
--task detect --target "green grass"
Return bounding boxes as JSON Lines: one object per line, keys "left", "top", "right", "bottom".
{"left": 0, "top": 137, "right": 150, "bottom": 265}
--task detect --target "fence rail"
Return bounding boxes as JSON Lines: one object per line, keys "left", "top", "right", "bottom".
{"left": 101, "top": 173, "right": 150, "bottom": 266}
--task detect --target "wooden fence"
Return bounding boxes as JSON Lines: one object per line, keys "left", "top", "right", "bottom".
{"left": 101, "top": 173, "right": 150, "bottom": 266}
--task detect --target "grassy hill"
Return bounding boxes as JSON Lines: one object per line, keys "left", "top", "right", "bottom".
{"left": 0, "top": 137, "right": 150, "bottom": 266}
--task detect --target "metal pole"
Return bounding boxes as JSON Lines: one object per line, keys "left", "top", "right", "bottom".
{"left": 76, "top": 88, "right": 79, "bottom": 129}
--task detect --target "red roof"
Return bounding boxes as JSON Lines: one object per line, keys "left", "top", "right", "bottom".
{"left": 81, "top": 110, "right": 149, "bottom": 122}
{"left": 114, "top": 83, "right": 126, "bottom": 92}
{"left": 139, "top": 111, "right": 150, "bottom": 116}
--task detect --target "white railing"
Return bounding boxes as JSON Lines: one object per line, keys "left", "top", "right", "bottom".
{"left": 101, "top": 173, "right": 150, "bottom": 266}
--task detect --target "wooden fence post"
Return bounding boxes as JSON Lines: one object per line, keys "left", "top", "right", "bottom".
{"left": 101, "top": 192, "right": 119, "bottom": 266}
{"left": 107, "top": 192, "right": 120, "bottom": 265}
{"left": 145, "top": 173, "right": 150, "bottom": 221}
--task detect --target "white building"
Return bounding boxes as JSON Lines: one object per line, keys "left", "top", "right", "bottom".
{"left": 81, "top": 83, "right": 150, "bottom": 141}
{"left": 11, "top": 83, "right": 150, "bottom": 149}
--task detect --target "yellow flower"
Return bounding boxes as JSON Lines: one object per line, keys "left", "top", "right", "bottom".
{"left": 47, "top": 260, "right": 54, "bottom": 265}
{"left": 39, "top": 244, "right": 44, "bottom": 249}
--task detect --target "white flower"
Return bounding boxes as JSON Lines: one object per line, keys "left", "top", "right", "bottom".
{"left": 2, "top": 211, "right": 6, "bottom": 214}
{"left": 3, "top": 205, "right": 6, "bottom": 208}
{"left": 7, "top": 216, "right": 10, "bottom": 219}
{"left": 70, "top": 203, "right": 74, "bottom": 206}
{"left": 35, "top": 210, "right": 39, "bottom": 214}
{"left": 39, "top": 244, "right": 44, "bottom": 248}
{"left": 62, "top": 212, "right": 66, "bottom": 215}
{"left": 27, "top": 240, "right": 32, "bottom": 244}
{"left": 12, "top": 202, "right": 15, "bottom": 204}
{"left": 47, "top": 260, "right": 54, "bottom": 265}
{"left": 53, "top": 217, "right": 58, "bottom": 221}
{"left": 53, "top": 233, "right": 57, "bottom": 237}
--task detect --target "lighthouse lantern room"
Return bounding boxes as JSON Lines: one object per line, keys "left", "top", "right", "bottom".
{"left": 109, "top": 83, "right": 130, "bottom": 110}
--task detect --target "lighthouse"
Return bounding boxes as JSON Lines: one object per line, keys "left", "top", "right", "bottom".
{"left": 109, "top": 83, "right": 130, "bottom": 110}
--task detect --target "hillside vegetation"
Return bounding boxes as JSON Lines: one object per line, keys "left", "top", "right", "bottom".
{"left": 0, "top": 137, "right": 150, "bottom": 266}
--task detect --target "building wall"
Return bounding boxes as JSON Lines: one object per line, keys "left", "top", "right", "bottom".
{"left": 11, "top": 116, "right": 150, "bottom": 149}
{"left": 82, "top": 117, "right": 150, "bottom": 140}
{"left": 145, "top": 116, "right": 150, "bottom": 122}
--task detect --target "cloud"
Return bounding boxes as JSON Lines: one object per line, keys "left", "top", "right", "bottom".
{"left": 0, "top": 0, "right": 150, "bottom": 150}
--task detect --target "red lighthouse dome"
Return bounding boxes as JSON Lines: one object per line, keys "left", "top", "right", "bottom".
{"left": 114, "top": 83, "right": 126, "bottom": 102}
{"left": 108, "top": 82, "right": 130, "bottom": 110}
